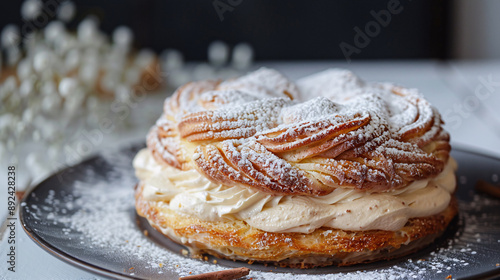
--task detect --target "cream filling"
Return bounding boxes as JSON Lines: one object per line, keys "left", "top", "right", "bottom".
{"left": 134, "top": 149, "right": 457, "bottom": 233}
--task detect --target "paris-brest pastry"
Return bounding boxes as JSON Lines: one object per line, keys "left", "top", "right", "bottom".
{"left": 134, "top": 68, "right": 457, "bottom": 267}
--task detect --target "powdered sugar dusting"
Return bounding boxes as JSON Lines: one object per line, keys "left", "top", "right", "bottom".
{"left": 171, "top": 68, "right": 441, "bottom": 146}
{"left": 21, "top": 146, "right": 500, "bottom": 279}
{"left": 153, "top": 68, "right": 450, "bottom": 193}
{"left": 280, "top": 97, "right": 343, "bottom": 124}
{"left": 296, "top": 68, "right": 366, "bottom": 102}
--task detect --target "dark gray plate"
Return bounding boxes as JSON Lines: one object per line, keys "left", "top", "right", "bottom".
{"left": 20, "top": 144, "right": 500, "bottom": 280}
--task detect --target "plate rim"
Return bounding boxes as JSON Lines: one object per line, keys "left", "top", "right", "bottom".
{"left": 19, "top": 144, "right": 500, "bottom": 280}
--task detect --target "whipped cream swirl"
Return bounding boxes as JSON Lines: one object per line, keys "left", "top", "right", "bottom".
{"left": 134, "top": 149, "right": 456, "bottom": 233}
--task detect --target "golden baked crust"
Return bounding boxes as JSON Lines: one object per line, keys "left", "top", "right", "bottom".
{"left": 135, "top": 183, "right": 458, "bottom": 268}
{"left": 136, "top": 68, "right": 457, "bottom": 268}
{"left": 147, "top": 68, "right": 450, "bottom": 195}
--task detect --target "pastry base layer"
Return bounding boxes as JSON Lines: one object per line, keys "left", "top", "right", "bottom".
{"left": 135, "top": 183, "right": 458, "bottom": 268}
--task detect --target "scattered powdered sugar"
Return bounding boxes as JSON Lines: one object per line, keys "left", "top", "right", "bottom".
{"left": 20, "top": 67, "right": 499, "bottom": 279}
{"left": 22, "top": 146, "right": 500, "bottom": 280}
{"left": 154, "top": 68, "right": 447, "bottom": 192}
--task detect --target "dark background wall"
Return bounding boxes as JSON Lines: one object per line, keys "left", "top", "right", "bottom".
{"left": 0, "top": 0, "right": 453, "bottom": 61}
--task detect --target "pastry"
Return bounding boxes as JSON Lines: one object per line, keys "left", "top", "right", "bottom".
{"left": 134, "top": 68, "right": 457, "bottom": 267}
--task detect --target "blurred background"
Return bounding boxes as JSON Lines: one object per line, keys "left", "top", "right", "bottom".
{"left": 0, "top": 0, "right": 499, "bottom": 184}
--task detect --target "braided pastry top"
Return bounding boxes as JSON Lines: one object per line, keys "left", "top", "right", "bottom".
{"left": 147, "top": 68, "right": 450, "bottom": 196}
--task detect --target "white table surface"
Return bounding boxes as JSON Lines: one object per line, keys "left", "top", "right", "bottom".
{"left": 1, "top": 60, "right": 500, "bottom": 280}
